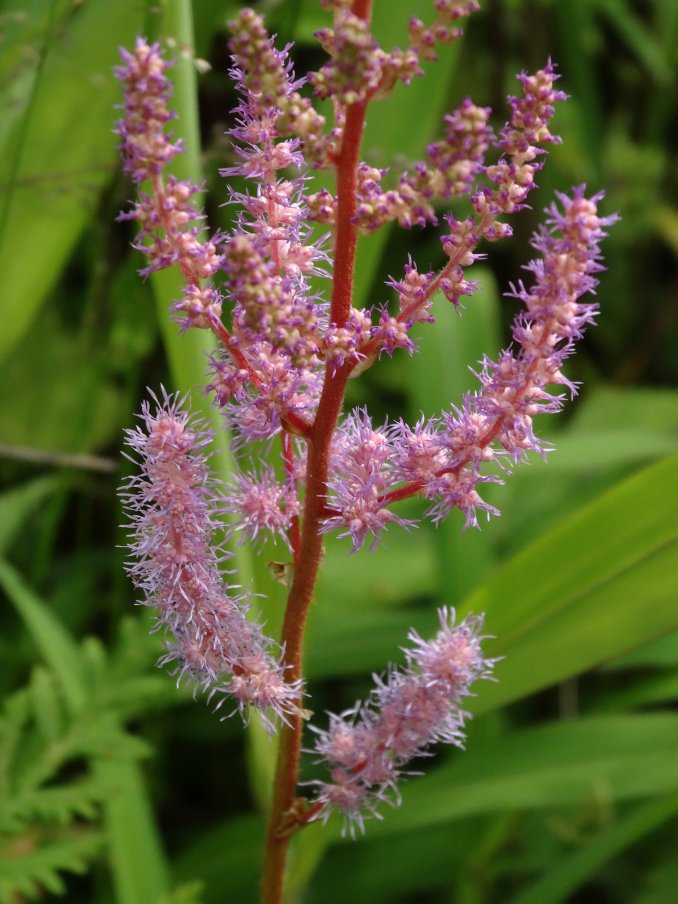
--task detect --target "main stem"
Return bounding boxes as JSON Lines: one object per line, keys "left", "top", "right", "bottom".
{"left": 260, "top": 19, "right": 370, "bottom": 904}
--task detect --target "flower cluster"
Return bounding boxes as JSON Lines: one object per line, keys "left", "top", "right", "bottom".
{"left": 115, "top": 39, "right": 223, "bottom": 327}
{"left": 308, "top": 609, "right": 494, "bottom": 833}
{"left": 119, "top": 390, "right": 300, "bottom": 730}
{"left": 321, "top": 187, "right": 618, "bottom": 550}
{"left": 115, "top": 0, "right": 615, "bottom": 838}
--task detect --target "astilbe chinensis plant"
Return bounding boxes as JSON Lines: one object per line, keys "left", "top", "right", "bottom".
{"left": 115, "top": 2, "right": 617, "bottom": 901}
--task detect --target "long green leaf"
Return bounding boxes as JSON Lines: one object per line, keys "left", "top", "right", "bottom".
{"left": 460, "top": 451, "right": 678, "bottom": 714}
{"left": 507, "top": 794, "right": 678, "bottom": 904}
{"left": 0, "top": 559, "right": 86, "bottom": 715}
{"left": 406, "top": 268, "right": 501, "bottom": 600}
{"left": 518, "top": 429, "right": 678, "bottom": 473}
{"left": 0, "top": 0, "right": 145, "bottom": 363}
{"left": 593, "top": 672, "right": 678, "bottom": 713}
{"left": 597, "top": 0, "right": 674, "bottom": 83}
{"left": 0, "top": 477, "right": 59, "bottom": 557}
{"left": 173, "top": 814, "right": 263, "bottom": 902}
{"left": 605, "top": 630, "right": 678, "bottom": 670}
{"left": 350, "top": 713, "right": 678, "bottom": 839}
{"left": 100, "top": 758, "right": 170, "bottom": 904}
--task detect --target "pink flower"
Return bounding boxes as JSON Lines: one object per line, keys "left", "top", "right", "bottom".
{"left": 120, "top": 390, "right": 300, "bottom": 730}
{"left": 309, "top": 609, "right": 495, "bottom": 834}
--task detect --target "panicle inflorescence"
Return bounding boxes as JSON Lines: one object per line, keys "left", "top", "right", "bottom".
{"left": 227, "top": 7, "right": 336, "bottom": 168}
{"left": 308, "top": 608, "right": 495, "bottom": 834}
{"left": 313, "top": 0, "right": 480, "bottom": 107}
{"left": 119, "top": 391, "right": 300, "bottom": 730}
{"left": 115, "top": 38, "right": 181, "bottom": 184}
{"left": 115, "top": 39, "right": 223, "bottom": 328}
{"left": 220, "top": 77, "right": 326, "bottom": 367}
{"left": 321, "top": 188, "right": 618, "bottom": 550}
{"left": 116, "top": 0, "right": 616, "bottom": 827}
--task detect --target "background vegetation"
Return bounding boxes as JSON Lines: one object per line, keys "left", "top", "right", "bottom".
{"left": 0, "top": 0, "right": 676, "bottom": 901}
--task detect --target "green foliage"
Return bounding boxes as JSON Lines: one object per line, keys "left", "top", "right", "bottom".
{"left": 0, "top": 676, "right": 108, "bottom": 902}
{"left": 1, "top": 0, "right": 677, "bottom": 902}
{"left": 0, "top": 0, "right": 146, "bottom": 364}
{"left": 157, "top": 882, "right": 206, "bottom": 904}
{"left": 0, "top": 560, "right": 174, "bottom": 902}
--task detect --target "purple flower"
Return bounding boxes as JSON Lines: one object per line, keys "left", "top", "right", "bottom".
{"left": 221, "top": 465, "right": 300, "bottom": 549}
{"left": 115, "top": 41, "right": 225, "bottom": 332}
{"left": 115, "top": 7, "right": 617, "bottom": 854}
{"left": 322, "top": 410, "right": 415, "bottom": 550}
{"left": 308, "top": 609, "right": 495, "bottom": 834}
{"left": 114, "top": 38, "right": 181, "bottom": 183}
{"left": 120, "top": 390, "right": 300, "bottom": 730}
{"left": 227, "top": 8, "right": 331, "bottom": 167}
{"left": 320, "top": 188, "right": 617, "bottom": 550}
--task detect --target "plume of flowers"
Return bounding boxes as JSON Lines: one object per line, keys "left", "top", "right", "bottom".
{"left": 119, "top": 390, "right": 300, "bottom": 730}
{"left": 114, "top": 0, "right": 616, "bottom": 866}
{"left": 307, "top": 609, "right": 495, "bottom": 834}
{"left": 320, "top": 187, "right": 618, "bottom": 550}
{"left": 115, "top": 39, "right": 222, "bottom": 329}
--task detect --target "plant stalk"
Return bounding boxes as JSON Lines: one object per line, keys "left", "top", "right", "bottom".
{"left": 259, "top": 5, "right": 372, "bottom": 899}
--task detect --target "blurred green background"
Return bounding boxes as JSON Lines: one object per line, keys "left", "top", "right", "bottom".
{"left": 1, "top": 0, "right": 677, "bottom": 902}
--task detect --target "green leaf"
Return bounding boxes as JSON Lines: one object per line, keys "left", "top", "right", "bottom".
{"left": 597, "top": 0, "right": 674, "bottom": 83}
{"left": 594, "top": 672, "right": 678, "bottom": 713}
{"left": 0, "top": 560, "right": 86, "bottom": 715}
{"left": 0, "top": 477, "right": 59, "bottom": 556}
{"left": 553, "top": 0, "right": 603, "bottom": 182}
{"left": 8, "top": 779, "right": 105, "bottom": 826}
{"left": 157, "top": 881, "right": 206, "bottom": 904}
{"left": 0, "top": 562, "right": 169, "bottom": 902}
{"left": 0, "top": 0, "right": 146, "bottom": 363}
{"left": 522, "top": 429, "right": 678, "bottom": 474}
{"left": 316, "top": 528, "right": 437, "bottom": 613}
{"left": 69, "top": 717, "right": 152, "bottom": 762}
{"left": 507, "top": 794, "right": 678, "bottom": 904}
{"left": 286, "top": 822, "right": 333, "bottom": 902}
{"left": 639, "top": 838, "right": 678, "bottom": 904}
{"left": 305, "top": 819, "right": 470, "bottom": 904}
{"left": 405, "top": 268, "right": 501, "bottom": 599}
{"left": 305, "top": 607, "right": 429, "bottom": 680}
{"left": 458, "top": 451, "right": 678, "bottom": 715}
{"left": 0, "top": 312, "right": 123, "bottom": 453}
{"left": 0, "top": 831, "right": 105, "bottom": 903}
{"left": 28, "top": 666, "right": 64, "bottom": 743}
{"left": 408, "top": 269, "right": 503, "bottom": 414}
{"left": 244, "top": 716, "right": 277, "bottom": 812}
{"left": 605, "top": 631, "right": 678, "bottom": 670}
{"left": 0, "top": 690, "right": 34, "bottom": 834}
{"left": 100, "top": 759, "right": 170, "bottom": 904}
{"left": 354, "top": 714, "right": 678, "bottom": 840}
{"left": 173, "top": 814, "right": 263, "bottom": 904}
{"left": 571, "top": 387, "right": 678, "bottom": 435}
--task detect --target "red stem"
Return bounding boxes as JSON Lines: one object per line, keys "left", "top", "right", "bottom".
{"left": 281, "top": 433, "right": 302, "bottom": 566}
{"left": 330, "top": 102, "right": 367, "bottom": 327}
{"left": 260, "top": 4, "right": 372, "bottom": 900}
